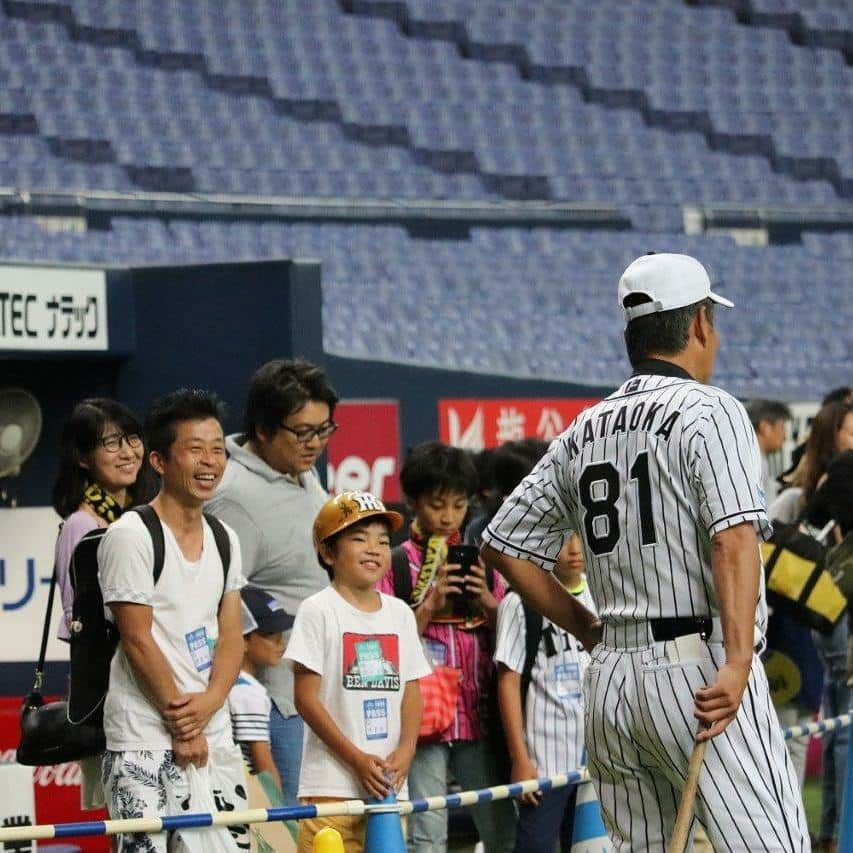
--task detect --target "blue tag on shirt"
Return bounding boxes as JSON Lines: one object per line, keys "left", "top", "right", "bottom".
{"left": 364, "top": 698, "right": 389, "bottom": 741}
{"left": 423, "top": 638, "right": 447, "bottom": 667}
{"left": 552, "top": 661, "right": 581, "bottom": 700}
{"left": 185, "top": 627, "right": 212, "bottom": 672}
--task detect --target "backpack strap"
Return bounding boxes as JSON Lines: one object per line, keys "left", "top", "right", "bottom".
{"left": 391, "top": 546, "right": 413, "bottom": 605}
{"left": 131, "top": 505, "right": 166, "bottom": 582}
{"left": 203, "top": 512, "right": 232, "bottom": 597}
{"left": 521, "top": 602, "right": 543, "bottom": 705}
{"left": 29, "top": 560, "right": 59, "bottom": 697}
{"left": 130, "top": 506, "right": 231, "bottom": 597}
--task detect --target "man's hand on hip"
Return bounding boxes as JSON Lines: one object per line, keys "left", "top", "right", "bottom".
{"left": 694, "top": 662, "right": 751, "bottom": 741}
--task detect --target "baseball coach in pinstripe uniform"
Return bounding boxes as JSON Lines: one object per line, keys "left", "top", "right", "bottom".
{"left": 481, "top": 253, "right": 809, "bottom": 852}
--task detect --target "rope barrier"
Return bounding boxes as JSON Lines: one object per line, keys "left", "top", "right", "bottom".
{"left": 0, "top": 770, "right": 587, "bottom": 843}
{"left": 0, "top": 711, "right": 848, "bottom": 845}
{"left": 782, "top": 711, "right": 852, "bottom": 741}
{"left": 404, "top": 770, "right": 586, "bottom": 816}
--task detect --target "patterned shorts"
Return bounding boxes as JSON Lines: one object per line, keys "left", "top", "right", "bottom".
{"left": 102, "top": 745, "right": 249, "bottom": 852}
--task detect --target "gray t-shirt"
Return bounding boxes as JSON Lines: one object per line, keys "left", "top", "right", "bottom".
{"left": 206, "top": 434, "right": 329, "bottom": 716}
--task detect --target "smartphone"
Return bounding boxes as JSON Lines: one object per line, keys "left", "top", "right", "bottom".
{"left": 445, "top": 544, "right": 480, "bottom": 616}
{"left": 446, "top": 544, "right": 479, "bottom": 575}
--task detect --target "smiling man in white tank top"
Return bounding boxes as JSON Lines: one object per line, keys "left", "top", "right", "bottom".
{"left": 99, "top": 389, "right": 247, "bottom": 852}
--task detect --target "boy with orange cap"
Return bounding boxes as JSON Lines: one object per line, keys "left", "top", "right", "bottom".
{"left": 285, "top": 491, "right": 432, "bottom": 852}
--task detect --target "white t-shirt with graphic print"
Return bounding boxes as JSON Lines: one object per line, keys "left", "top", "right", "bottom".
{"left": 284, "top": 586, "right": 432, "bottom": 799}
{"left": 98, "top": 509, "right": 246, "bottom": 751}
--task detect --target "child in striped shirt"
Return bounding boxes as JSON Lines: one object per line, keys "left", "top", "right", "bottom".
{"left": 228, "top": 585, "right": 294, "bottom": 796}
{"left": 494, "top": 534, "right": 596, "bottom": 853}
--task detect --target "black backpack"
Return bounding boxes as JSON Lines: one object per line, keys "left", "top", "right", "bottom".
{"left": 67, "top": 505, "right": 232, "bottom": 732}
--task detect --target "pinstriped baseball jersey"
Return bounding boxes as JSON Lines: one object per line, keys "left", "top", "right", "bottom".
{"left": 483, "top": 367, "right": 772, "bottom": 632}
{"left": 484, "top": 360, "right": 810, "bottom": 852}
{"left": 494, "top": 586, "right": 596, "bottom": 777}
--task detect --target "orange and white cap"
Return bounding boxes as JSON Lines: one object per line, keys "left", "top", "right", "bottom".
{"left": 313, "top": 490, "right": 404, "bottom": 550}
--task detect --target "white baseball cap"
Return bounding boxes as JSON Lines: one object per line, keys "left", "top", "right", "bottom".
{"left": 618, "top": 253, "right": 734, "bottom": 322}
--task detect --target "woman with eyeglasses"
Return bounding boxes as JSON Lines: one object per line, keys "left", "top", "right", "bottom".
{"left": 52, "top": 398, "right": 153, "bottom": 643}
{"left": 50, "top": 398, "right": 153, "bottom": 819}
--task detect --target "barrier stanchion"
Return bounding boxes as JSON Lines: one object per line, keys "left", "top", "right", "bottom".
{"left": 838, "top": 713, "right": 853, "bottom": 852}
{"left": 571, "top": 780, "right": 612, "bottom": 853}
{"left": 364, "top": 791, "right": 406, "bottom": 853}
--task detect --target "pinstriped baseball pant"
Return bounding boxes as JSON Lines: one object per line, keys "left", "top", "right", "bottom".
{"left": 583, "top": 637, "right": 810, "bottom": 852}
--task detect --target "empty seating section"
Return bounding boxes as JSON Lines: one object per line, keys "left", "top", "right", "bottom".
{"left": 0, "top": 0, "right": 848, "bottom": 205}
{"left": 0, "top": 2, "right": 850, "bottom": 397}
{"left": 705, "top": 0, "right": 852, "bottom": 55}
{"left": 376, "top": 0, "right": 853, "bottom": 191}
{"left": 0, "top": 216, "right": 848, "bottom": 398}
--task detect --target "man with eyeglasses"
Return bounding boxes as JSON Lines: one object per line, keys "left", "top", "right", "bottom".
{"left": 207, "top": 358, "right": 339, "bottom": 804}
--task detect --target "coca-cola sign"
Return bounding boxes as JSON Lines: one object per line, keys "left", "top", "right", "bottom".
{"left": 0, "top": 698, "right": 108, "bottom": 851}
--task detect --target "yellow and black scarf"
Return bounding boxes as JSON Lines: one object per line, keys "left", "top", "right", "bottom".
{"left": 82, "top": 483, "right": 124, "bottom": 523}
{"left": 409, "top": 520, "right": 485, "bottom": 629}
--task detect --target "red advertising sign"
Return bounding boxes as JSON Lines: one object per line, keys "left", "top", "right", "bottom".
{"left": 326, "top": 400, "right": 401, "bottom": 501}
{"left": 439, "top": 398, "right": 600, "bottom": 449}
{"left": 0, "top": 697, "right": 109, "bottom": 851}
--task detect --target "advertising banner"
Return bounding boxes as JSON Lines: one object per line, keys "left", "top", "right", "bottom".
{"left": 0, "top": 508, "right": 64, "bottom": 664}
{"left": 326, "top": 400, "right": 401, "bottom": 501}
{"left": 439, "top": 398, "right": 601, "bottom": 450}
{"left": 0, "top": 265, "right": 108, "bottom": 351}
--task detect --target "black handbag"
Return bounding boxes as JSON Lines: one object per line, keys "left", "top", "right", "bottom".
{"left": 16, "top": 562, "right": 105, "bottom": 766}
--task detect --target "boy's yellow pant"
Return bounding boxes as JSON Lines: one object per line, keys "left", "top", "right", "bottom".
{"left": 298, "top": 814, "right": 366, "bottom": 853}
{"left": 297, "top": 797, "right": 408, "bottom": 853}
{"left": 298, "top": 798, "right": 366, "bottom": 853}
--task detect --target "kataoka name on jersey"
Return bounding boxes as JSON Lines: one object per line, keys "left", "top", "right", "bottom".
{"left": 565, "top": 385, "right": 681, "bottom": 462}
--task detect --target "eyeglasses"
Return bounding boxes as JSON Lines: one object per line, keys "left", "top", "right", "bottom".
{"left": 99, "top": 433, "right": 143, "bottom": 453}
{"left": 279, "top": 421, "right": 338, "bottom": 444}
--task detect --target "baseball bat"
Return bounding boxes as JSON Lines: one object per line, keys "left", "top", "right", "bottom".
{"left": 667, "top": 736, "right": 708, "bottom": 853}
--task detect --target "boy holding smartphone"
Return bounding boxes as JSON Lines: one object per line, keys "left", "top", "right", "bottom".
{"left": 377, "top": 441, "right": 516, "bottom": 853}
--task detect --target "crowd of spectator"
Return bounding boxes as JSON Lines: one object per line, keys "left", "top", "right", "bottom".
{"left": 45, "top": 357, "right": 852, "bottom": 852}
{"left": 748, "top": 388, "right": 853, "bottom": 853}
